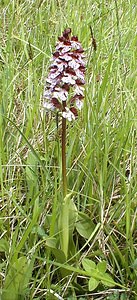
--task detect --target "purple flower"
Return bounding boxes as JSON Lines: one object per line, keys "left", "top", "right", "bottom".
{"left": 43, "top": 28, "right": 86, "bottom": 121}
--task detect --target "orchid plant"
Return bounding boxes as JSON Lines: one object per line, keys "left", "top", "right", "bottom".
{"left": 44, "top": 28, "right": 85, "bottom": 258}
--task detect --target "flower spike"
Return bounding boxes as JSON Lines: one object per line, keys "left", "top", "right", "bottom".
{"left": 44, "top": 28, "right": 86, "bottom": 121}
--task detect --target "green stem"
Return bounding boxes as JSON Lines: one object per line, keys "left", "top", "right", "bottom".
{"left": 62, "top": 101, "right": 67, "bottom": 198}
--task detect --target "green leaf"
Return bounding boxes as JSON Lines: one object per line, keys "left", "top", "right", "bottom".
{"left": 2, "top": 257, "right": 28, "bottom": 300}
{"left": 68, "top": 198, "right": 77, "bottom": 256}
{"left": 21, "top": 256, "right": 35, "bottom": 292}
{"left": 82, "top": 258, "right": 96, "bottom": 274}
{"left": 97, "top": 261, "right": 107, "bottom": 273}
{"left": 46, "top": 237, "right": 57, "bottom": 248}
{"left": 52, "top": 248, "right": 66, "bottom": 265}
{"left": 101, "top": 273, "right": 115, "bottom": 287}
{"left": 131, "top": 258, "right": 137, "bottom": 270}
{"left": 0, "top": 238, "right": 9, "bottom": 255}
{"left": 69, "top": 198, "right": 77, "bottom": 233}
{"left": 26, "top": 152, "right": 38, "bottom": 181}
{"left": 46, "top": 237, "right": 66, "bottom": 264}
{"left": 58, "top": 193, "right": 77, "bottom": 259}
{"left": 88, "top": 277, "right": 99, "bottom": 291}
{"left": 76, "top": 212, "right": 95, "bottom": 239}
{"left": 34, "top": 225, "right": 47, "bottom": 238}
{"left": 26, "top": 151, "right": 39, "bottom": 207}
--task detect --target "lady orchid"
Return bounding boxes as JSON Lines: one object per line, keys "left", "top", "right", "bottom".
{"left": 43, "top": 29, "right": 85, "bottom": 258}
{"left": 43, "top": 28, "right": 85, "bottom": 121}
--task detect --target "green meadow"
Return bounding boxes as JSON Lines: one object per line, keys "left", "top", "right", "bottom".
{"left": 0, "top": 0, "right": 137, "bottom": 299}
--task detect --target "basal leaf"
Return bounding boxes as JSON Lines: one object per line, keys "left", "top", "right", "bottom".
{"left": 69, "top": 198, "right": 77, "bottom": 233}
{"left": 76, "top": 212, "right": 95, "bottom": 239}
{"left": 2, "top": 256, "right": 28, "bottom": 300}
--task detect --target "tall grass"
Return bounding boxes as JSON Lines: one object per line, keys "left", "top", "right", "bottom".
{"left": 0, "top": 0, "right": 137, "bottom": 299}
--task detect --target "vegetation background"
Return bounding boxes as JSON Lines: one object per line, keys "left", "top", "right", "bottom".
{"left": 0, "top": 0, "right": 137, "bottom": 299}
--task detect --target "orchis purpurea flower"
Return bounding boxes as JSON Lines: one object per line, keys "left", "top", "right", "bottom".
{"left": 43, "top": 28, "right": 86, "bottom": 121}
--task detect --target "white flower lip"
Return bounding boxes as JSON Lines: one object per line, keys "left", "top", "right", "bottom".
{"left": 76, "top": 99, "right": 83, "bottom": 110}
{"left": 75, "top": 69, "right": 85, "bottom": 80}
{"left": 56, "top": 42, "right": 64, "bottom": 50}
{"left": 53, "top": 89, "right": 68, "bottom": 101}
{"left": 74, "top": 85, "right": 84, "bottom": 96}
{"left": 61, "top": 46, "right": 72, "bottom": 53}
{"left": 43, "top": 90, "right": 51, "bottom": 99}
{"left": 77, "top": 57, "right": 85, "bottom": 66}
{"left": 43, "top": 101, "right": 55, "bottom": 111}
{"left": 49, "top": 71, "right": 61, "bottom": 79}
{"left": 57, "top": 64, "right": 65, "bottom": 72}
{"left": 68, "top": 59, "right": 80, "bottom": 70}
{"left": 71, "top": 41, "right": 81, "bottom": 50}
{"left": 62, "top": 75, "right": 76, "bottom": 85}
{"left": 60, "top": 53, "right": 72, "bottom": 61}
{"left": 62, "top": 107, "right": 75, "bottom": 121}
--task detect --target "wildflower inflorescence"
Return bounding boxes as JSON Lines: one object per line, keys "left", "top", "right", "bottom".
{"left": 43, "top": 28, "right": 85, "bottom": 121}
